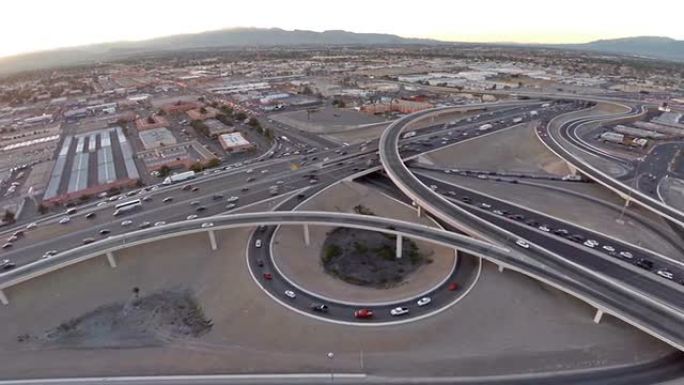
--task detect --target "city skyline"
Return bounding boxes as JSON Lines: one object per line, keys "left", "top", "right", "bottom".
{"left": 2, "top": 0, "right": 684, "bottom": 58}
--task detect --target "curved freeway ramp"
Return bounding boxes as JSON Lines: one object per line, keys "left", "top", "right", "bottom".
{"left": 378, "top": 103, "right": 684, "bottom": 352}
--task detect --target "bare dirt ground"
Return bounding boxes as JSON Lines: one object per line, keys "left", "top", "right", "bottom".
{"left": 19, "top": 289, "right": 212, "bottom": 349}
{"left": 270, "top": 107, "right": 384, "bottom": 134}
{"left": 420, "top": 123, "right": 571, "bottom": 176}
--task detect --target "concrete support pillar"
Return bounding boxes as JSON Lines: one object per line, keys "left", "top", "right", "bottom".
{"left": 454, "top": 248, "right": 459, "bottom": 258}
{"left": 396, "top": 234, "right": 403, "bottom": 259}
{"left": 0, "top": 289, "right": 7, "bottom": 305}
{"left": 303, "top": 224, "right": 310, "bottom": 247}
{"left": 106, "top": 251, "right": 117, "bottom": 268}
{"left": 208, "top": 230, "right": 218, "bottom": 251}
{"left": 593, "top": 309, "right": 604, "bottom": 324}
{"left": 498, "top": 264, "right": 504, "bottom": 273}
{"left": 416, "top": 205, "right": 422, "bottom": 218}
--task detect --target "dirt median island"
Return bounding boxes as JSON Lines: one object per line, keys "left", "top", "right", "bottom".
{"left": 18, "top": 289, "right": 212, "bottom": 349}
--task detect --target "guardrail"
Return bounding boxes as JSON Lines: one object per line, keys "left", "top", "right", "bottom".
{"left": 378, "top": 103, "right": 684, "bottom": 352}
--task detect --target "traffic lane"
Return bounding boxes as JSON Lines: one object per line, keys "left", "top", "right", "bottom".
{"left": 250, "top": 225, "right": 478, "bottom": 323}
{"left": 418, "top": 174, "right": 684, "bottom": 277}
{"left": 2, "top": 163, "right": 364, "bottom": 266}
{"left": 449, "top": 202, "right": 684, "bottom": 309}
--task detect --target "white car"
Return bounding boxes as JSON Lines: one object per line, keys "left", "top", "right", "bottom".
{"left": 141, "top": 196, "right": 152, "bottom": 202}
{"left": 480, "top": 203, "right": 492, "bottom": 209}
{"left": 59, "top": 216, "right": 71, "bottom": 225}
{"left": 120, "top": 220, "right": 133, "bottom": 227}
{"left": 417, "top": 297, "right": 431, "bottom": 307}
{"left": 515, "top": 239, "right": 530, "bottom": 249}
{"left": 619, "top": 251, "right": 634, "bottom": 259}
{"left": 284, "top": 290, "right": 296, "bottom": 299}
{"left": 390, "top": 307, "right": 409, "bottom": 316}
{"left": 538, "top": 225, "right": 550, "bottom": 232}
{"left": 429, "top": 185, "right": 438, "bottom": 191}
{"left": 227, "top": 196, "right": 239, "bottom": 202}
{"left": 42, "top": 250, "right": 57, "bottom": 259}
{"left": 186, "top": 214, "right": 198, "bottom": 220}
{"left": 26, "top": 222, "right": 38, "bottom": 230}
{"left": 255, "top": 239, "right": 262, "bottom": 248}
{"left": 226, "top": 203, "right": 237, "bottom": 210}
{"left": 583, "top": 240, "right": 598, "bottom": 248}
{"left": 201, "top": 222, "right": 214, "bottom": 228}
{"left": 493, "top": 210, "right": 504, "bottom": 215}
{"left": 154, "top": 221, "right": 166, "bottom": 227}
{"left": 602, "top": 245, "right": 615, "bottom": 252}
{"left": 656, "top": 269, "right": 674, "bottom": 280}
{"left": 190, "top": 200, "right": 200, "bottom": 206}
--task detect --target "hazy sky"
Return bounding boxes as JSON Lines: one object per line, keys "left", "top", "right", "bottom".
{"left": 2, "top": 0, "right": 683, "bottom": 58}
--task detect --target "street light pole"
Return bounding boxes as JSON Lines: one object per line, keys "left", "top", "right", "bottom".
{"left": 617, "top": 156, "right": 644, "bottom": 225}
{"left": 327, "top": 352, "right": 334, "bottom": 383}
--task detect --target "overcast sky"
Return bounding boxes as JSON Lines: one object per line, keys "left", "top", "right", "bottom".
{"left": 2, "top": 0, "right": 683, "bottom": 58}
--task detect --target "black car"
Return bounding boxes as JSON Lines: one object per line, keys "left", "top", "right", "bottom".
{"left": 191, "top": 187, "right": 199, "bottom": 192}
{"left": 311, "top": 303, "right": 329, "bottom": 313}
{"left": 567, "top": 234, "right": 585, "bottom": 243}
{"left": 257, "top": 259, "right": 265, "bottom": 267}
{"left": 525, "top": 219, "right": 539, "bottom": 227}
{"left": 552, "top": 229, "right": 569, "bottom": 236}
{"left": 508, "top": 214, "right": 524, "bottom": 221}
{"left": 196, "top": 206, "right": 207, "bottom": 212}
{"left": 212, "top": 194, "right": 224, "bottom": 200}
{"left": 635, "top": 258, "right": 653, "bottom": 270}
{"left": 461, "top": 197, "right": 472, "bottom": 203}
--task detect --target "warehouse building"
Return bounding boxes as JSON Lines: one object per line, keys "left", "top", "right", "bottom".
{"left": 138, "top": 127, "right": 177, "bottom": 150}
{"left": 218, "top": 132, "right": 255, "bottom": 153}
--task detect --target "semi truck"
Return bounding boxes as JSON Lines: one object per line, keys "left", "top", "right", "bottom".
{"left": 162, "top": 171, "right": 196, "bottom": 185}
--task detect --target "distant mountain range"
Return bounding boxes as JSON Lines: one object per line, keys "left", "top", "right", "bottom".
{"left": 0, "top": 28, "right": 682, "bottom": 75}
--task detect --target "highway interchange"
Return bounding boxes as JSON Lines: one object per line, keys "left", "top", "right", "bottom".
{"left": 0, "top": 95, "right": 683, "bottom": 383}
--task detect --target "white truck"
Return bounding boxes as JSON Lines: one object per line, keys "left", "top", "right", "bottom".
{"left": 162, "top": 171, "right": 196, "bottom": 185}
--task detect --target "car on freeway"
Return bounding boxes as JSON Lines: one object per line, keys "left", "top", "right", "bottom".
{"left": 212, "top": 194, "right": 224, "bottom": 200}
{"left": 99, "top": 229, "right": 111, "bottom": 236}
{"left": 492, "top": 210, "right": 504, "bottom": 216}
{"left": 515, "top": 239, "right": 530, "bottom": 249}
{"left": 255, "top": 239, "right": 262, "bottom": 248}
{"left": 65, "top": 208, "right": 77, "bottom": 215}
{"left": 390, "top": 307, "right": 409, "bottom": 316}
{"left": 82, "top": 238, "right": 95, "bottom": 245}
{"left": 602, "top": 245, "right": 615, "bottom": 252}
{"left": 354, "top": 309, "right": 373, "bottom": 319}
{"left": 538, "top": 225, "right": 551, "bottom": 232}
{"left": 139, "top": 221, "right": 151, "bottom": 229}
{"left": 2, "top": 243, "right": 12, "bottom": 249}
{"left": 97, "top": 201, "right": 108, "bottom": 207}
{"left": 85, "top": 212, "right": 96, "bottom": 219}
{"left": 583, "top": 239, "right": 599, "bottom": 248}
{"left": 246, "top": 177, "right": 256, "bottom": 182}
{"left": 201, "top": 222, "right": 214, "bottom": 228}
{"left": 256, "top": 259, "right": 264, "bottom": 267}
{"left": 311, "top": 303, "right": 329, "bottom": 313}
{"left": 417, "top": 297, "right": 431, "bottom": 306}
{"left": 182, "top": 185, "right": 192, "bottom": 191}
{"left": 154, "top": 221, "right": 166, "bottom": 227}
{"left": 263, "top": 272, "right": 273, "bottom": 280}
{"left": 141, "top": 196, "right": 152, "bottom": 202}
{"left": 656, "top": 269, "right": 674, "bottom": 280}
{"left": 226, "top": 203, "right": 237, "bottom": 210}
{"left": 447, "top": 282, "right": 459, "bottom": 291}
{"left": 241, "top": 187, "right": 250, "bottom": 192}
{"left": 552, "top": 229, "right": 569, "bottom": 236}
{"left": 1, "top": 259, "right": 16, "bottom": 270}
{"left": 26, "top": 222, "right": 38, "bottom": 230}
{"left": 186, "top": 214, "right": 198, "bottom": 220}
{"left": 7, "top": 235, "right": 18, "bottom": 243}
{"left": 42, "top": 250, "right": 57, "bottom": 259}
{"left": 480, "top": 202, "right": 492, "bottom": 209}
{"left": 567, "top": 234, "right": 585, "bottom": 243}
{"left": 284, "top": 290, "right": 296, "bottom": 299}
{"left": 162, "top": 197, "right": 173, "bottom": 203}
{"left": 619, "top": 251, "right": 634, "bottom": 259}
{"left": 635, "top": 258, "right": 653, "bottom": 270}
{"left": 227, "top": 196, "right": 239, "bottom": 202}
{"left": 121, "top": 220, "right": 133, "bottom": 227}
{"left": 59, "top": 216, "right": 71, "bottom": 225}
{"left": 190, "top": 200, "right": 200, "bottom": 206}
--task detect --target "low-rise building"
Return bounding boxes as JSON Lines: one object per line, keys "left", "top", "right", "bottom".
{"left": 204, "top": 119, "right": 234, "bottom": 137}
{"left": 138, "top": 127, "right": 177, "bottom": 150}
{"left": 218, "top": 132, "right": 255, "bottom": 153}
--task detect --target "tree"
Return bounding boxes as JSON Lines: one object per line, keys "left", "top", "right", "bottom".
{"left": 234, "top": 112, "right": 247, "bottom": 121}
{"left": 220, "top": 105, "right": 233, "bottom": 116}
{"left": 3, "top": 211, "right": 15, "bottom": 223}
{"left": 190, "top": 162, "right": 204, "bottom": 173}
{"left": 158, "top": 165, "right": 171, "bottom": 177}
{"left": 248, "top": 117, "right": 260, "bottom": 128}
{"left": 37, "top": 203, "right": 48, "bottom": 215}
{"left": 157, "top": 108, "right": 167, "bottom": 116}
{"left": 199, "top": 106, "right": 208, "bottom": 114}
{"left": 206, "top": 158, "right": 220, "bottom": 168}
{"left": 146, "top": 116, "right": 156, "bottom": 124}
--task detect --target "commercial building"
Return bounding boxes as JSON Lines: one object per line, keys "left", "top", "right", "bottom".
{"left": 204, "top": 119, "right": 234, "bottom": 138}
{"left": 161, "top": 100, "right": 201, "bottom": 115}
{"left": 186, "top": 106, "right": 220, "bottom": 121}
{"left": 138, "top": 128, "right": 177, "bottom": 150}
{"left": 135, "top": 115, "right": 169, "bottom": 131}
{"left": 218, "top": 132, "right": 255, "bottom": 153}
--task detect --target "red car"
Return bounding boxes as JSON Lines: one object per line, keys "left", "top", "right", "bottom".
{"left": 448, "top": 282, "right": 458, "bottom": 291}
{"left": 354, "top": 309, "right": 373, "bottom": 319}
{"left": 263, "top": 273, "right": 273, "bottom": 280}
